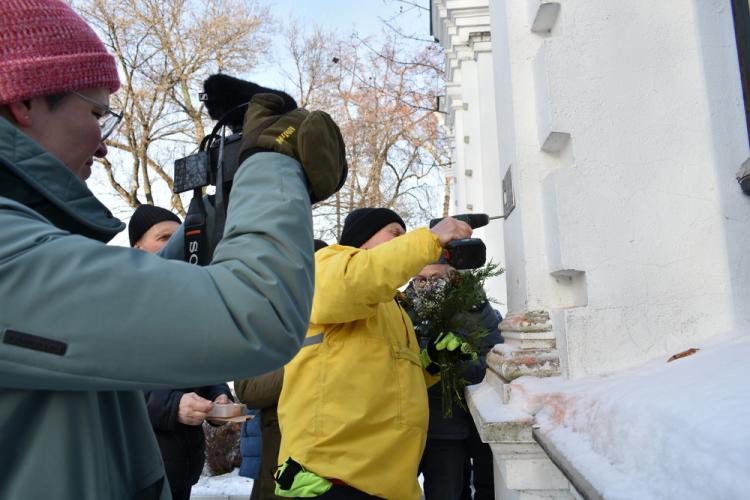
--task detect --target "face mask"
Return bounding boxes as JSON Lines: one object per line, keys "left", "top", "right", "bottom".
{"left": 404, "top": 276, "right": 450, "bottom": 319}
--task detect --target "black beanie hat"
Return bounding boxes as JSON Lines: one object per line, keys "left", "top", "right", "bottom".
{"left": 314, "top": 239, "right": 329, "bottom": 251}
{"left": 339, "top": 208, "right": 406, "bottom": 248}
{"left": 128, "top": 204, "right": 182, "bottom": 247}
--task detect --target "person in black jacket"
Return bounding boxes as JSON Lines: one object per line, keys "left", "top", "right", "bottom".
{"left": 129, "top": 205, "right": 234, "bottom": 500}
{"left": 407, "top": 263, "right": 503, "bottom": 500}
{"left": 145, "top": 386, "right": 232, "bottom": 500}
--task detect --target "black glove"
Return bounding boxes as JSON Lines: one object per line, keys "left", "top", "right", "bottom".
{"left": 238, "top": 93, "right": 348, "bottom": 204}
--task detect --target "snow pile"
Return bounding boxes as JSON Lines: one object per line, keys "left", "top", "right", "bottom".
{"left": 191, "top": 469, "right": 253, "bottom": 497}
{"left": 513, "top": 333, "right": 750, "bottom": 499}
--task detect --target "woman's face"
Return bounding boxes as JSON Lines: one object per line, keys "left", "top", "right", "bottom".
{"left": 22, "top": 87, "right": 110, "bottom": 180}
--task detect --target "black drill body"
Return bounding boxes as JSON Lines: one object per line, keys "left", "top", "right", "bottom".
{"left": 429, "top": 213, "right": 503, "bottom": 269}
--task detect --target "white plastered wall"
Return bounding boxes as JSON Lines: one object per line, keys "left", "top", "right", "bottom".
{"left": 489, "top": 0, "right": 750, "bottom": 378}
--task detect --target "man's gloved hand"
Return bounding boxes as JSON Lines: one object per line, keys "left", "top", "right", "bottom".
{"left": 238, "top": 93, "right": 348, "bottom": 204}
{"left": 420, "top": 331, "right": 478, "bottom": 375}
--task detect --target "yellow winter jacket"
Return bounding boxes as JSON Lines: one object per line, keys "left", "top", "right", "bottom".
{"left": 277, "top": 228, "right": 442, "bottom": 500}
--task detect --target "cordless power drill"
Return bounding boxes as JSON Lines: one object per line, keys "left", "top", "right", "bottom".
{"left": 428, "top": 213, "right": 504, "bottom": 269}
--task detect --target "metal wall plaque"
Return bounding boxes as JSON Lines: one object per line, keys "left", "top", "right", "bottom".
{"left": 502, "top": 165, "right": 515, "bottom": 217}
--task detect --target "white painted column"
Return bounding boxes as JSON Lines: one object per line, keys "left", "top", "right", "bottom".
{"left": 432, "top": 0, "right": 508, "bottom": 310}
{"left": 465, "top": 36, "right": 507, "bottom": 308}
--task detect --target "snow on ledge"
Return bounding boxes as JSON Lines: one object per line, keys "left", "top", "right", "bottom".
{"left": 468, "top": 382, "right": 531, "bottom": 423}
{"left": 514, "top": 333, "right": 750, "bottom": 499}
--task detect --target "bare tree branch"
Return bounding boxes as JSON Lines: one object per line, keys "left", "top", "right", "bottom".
{"left": 74, "top": 0, "right": 270, "bottom": 214}
{"left": 282, "top": 25, "right": 447, "bottom": 235}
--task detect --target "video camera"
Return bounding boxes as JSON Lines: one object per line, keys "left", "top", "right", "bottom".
{"left": 173, "top": 74, "right": 298, "bottom": 194}
{"left": 173, "top": 74, "right": 298, "bottom": 265}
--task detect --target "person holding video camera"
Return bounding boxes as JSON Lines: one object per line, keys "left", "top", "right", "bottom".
{"left": 275, "top": 208, "right": 472, "bottom": 500}
{"left": 0, "top": 1, "right": 347, "bottom": 499}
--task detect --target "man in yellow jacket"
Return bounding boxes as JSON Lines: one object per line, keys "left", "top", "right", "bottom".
{"left": 277, "top": 208, "right": 472, "bottom": 499}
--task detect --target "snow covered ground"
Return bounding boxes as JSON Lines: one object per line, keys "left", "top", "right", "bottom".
{"left": 191, "top": 469, "right": 253, "bottom": 498}
{"left": 506, "top": 332, "right": 750, "bottom": 499}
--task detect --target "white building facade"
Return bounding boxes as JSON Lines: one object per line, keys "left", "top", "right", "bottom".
{"left": 431, "top": 0, "right": 750, "bottom": 497}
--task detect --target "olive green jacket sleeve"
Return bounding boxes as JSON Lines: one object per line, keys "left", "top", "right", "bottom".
{"left": 0, "top": 152, "right": 314, "bottom": 391}
{"left": 235, "top": 367, "right": 284, "bottom": 410}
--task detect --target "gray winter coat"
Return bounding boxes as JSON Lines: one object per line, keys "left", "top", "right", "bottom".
{"left": 0, "top": 117, "right": 314, "bottom": 500}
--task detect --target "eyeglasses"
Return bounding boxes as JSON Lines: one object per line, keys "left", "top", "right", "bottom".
{"left": 71, "top": 92, "right": 123, "bottom": 141}
{"left": 412, "top": 273, "right": 454, "bottom": 288}
{"left": 413, "top": 276, "right": 443, "bottom": 286}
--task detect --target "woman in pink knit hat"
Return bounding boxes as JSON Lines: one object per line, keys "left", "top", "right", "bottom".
{"left": 0, "top": 0, "right": 121, "bottom": 180}
{"left": 0, "top": 1, "right": 345, "bottom": 499}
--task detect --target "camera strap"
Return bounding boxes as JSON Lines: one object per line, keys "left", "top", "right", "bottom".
{"left": 211, "top": 129, "right": 229, "bottom": 249}
{"left": 184, "top": 189, "right": 210, "bottom": 265}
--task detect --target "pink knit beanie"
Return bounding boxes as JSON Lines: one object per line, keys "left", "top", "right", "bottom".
{"left": 0, "top": 0, "right": 120, "bottom": 105}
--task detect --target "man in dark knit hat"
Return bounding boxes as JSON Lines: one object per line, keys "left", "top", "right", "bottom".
{"left": 276, "top": 207, "right": 473, "bottom": 499}
{"left": 128, "top": 204, "right": 182, "bottom": 252}
{"left": 337, "top": 207, "right": 407, "bottom": 249}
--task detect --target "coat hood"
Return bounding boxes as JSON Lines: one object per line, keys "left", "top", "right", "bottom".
{"left": 0, "top": 117, "right": 124, "bottom": 242}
